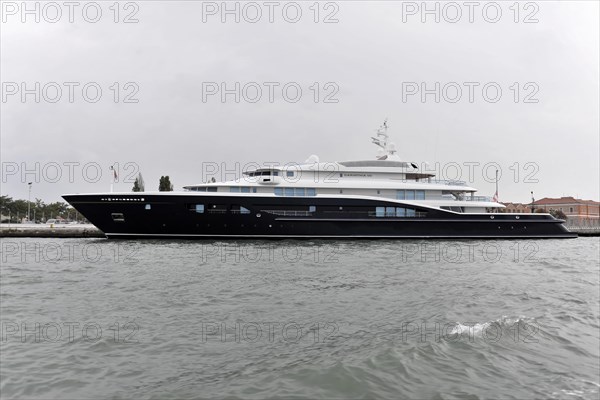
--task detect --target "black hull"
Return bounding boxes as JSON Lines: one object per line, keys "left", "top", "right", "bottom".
{"left": 62, "top": 194, "right": 577, "bottom": 239}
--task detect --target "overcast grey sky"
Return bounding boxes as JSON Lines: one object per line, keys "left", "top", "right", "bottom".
{"left": 1, "top": 0, "right": 598, "bottom": 204}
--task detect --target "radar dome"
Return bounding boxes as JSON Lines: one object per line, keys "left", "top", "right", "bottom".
{"left": 305, "top": 154, "right": 319, "bottom": 164}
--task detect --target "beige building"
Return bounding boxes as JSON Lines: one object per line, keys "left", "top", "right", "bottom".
{"left": 533, "top": 197, "right": 599, "bottom": 222}
{"left": 501, "top": 202, "right": 532, "bottom": 213}
{"left": 501, "top": 197, "right": 599, "bottom": 224}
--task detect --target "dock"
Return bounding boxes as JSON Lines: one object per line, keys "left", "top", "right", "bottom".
{"left": 567, "top": 227, "right": 600, "bottom": 237}
{"left": 0, "top": 223, "right": 105, "bottom": 238}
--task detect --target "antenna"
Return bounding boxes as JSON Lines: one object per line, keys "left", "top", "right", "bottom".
{"left": 372, "top": 118, "right": 399, "bottom": 158}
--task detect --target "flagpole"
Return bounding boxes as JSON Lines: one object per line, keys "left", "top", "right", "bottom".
{"left": 495, "top": 169, "right": 498, "bottom": 201}
{"left": 110, "top": 165, "right": 116, "bottom": 193}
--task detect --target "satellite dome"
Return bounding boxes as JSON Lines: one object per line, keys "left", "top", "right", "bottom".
{"left": 305, "top": 154, "right": 319, "bottom": 164}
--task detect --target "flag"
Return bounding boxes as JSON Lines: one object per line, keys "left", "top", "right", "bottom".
{"left": 110, "top": 166, "right": 118, "bottom": 181}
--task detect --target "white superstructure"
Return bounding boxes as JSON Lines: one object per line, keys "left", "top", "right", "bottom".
{"left": 183, "top": 121, "right": 503, "bottom": 214}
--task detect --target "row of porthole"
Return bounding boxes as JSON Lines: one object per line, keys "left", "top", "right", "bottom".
{"left": 497, "top": 226, "right": 526, "bottom": 229}
{"left": 490, "top": 215, "right": 521, "bottom": 219}
{"left": 101, "top": 198, "right": 145, "bottom": 202}
{"left": 196, "top": 224, "right": 285, "bottom": 228}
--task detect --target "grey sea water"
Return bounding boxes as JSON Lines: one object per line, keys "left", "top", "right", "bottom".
{"left": 0, "top": 237, "right": 599, "bottom": 399}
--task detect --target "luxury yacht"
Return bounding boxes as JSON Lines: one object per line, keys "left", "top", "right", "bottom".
{"left": 63, "top": 122, "right": 575, "bottom": 239}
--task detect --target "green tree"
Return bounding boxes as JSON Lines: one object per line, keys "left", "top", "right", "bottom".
{"left": 132, "top": 173, "right": 145, "bottom": 192}
{"left": 0, "top": 196, "right": 85, "bottom": 223}
{"left": 159, "top": 176, "right": 174, "bottom": 191}
{"left": 549, "top": 209, "right": 567, "bottom": 220}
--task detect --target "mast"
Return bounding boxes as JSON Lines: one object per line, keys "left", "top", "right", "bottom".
{"left": 371, "top": 119, "right": 397, "bottom": 159}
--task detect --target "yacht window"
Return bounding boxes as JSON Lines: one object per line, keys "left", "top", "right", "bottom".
{"left": 145, "top": 204, "right": 151, "bottom": 210}
{"left": 397, "top": 190, "right": 405, "bottom": 200}
{"left": 273, "top": 171, "right": 279, "bottom": 176}
{"left": 386, "top": 207, "right": 395, "bottom": 217}
{"left": 240, "top": 206, "right": 250, "bottom": 214}
{"left": 230, "top": 187, "right": 240, "bottom": 192}
{"left": 396, "top": 208, "right": 406, "bottom": 217}
{"left": 207, "top": 187, "right": 217, "bottom": 192}
{"left": 253, "top": 188, "right": 257, "bottom": 193}
{"left": 111, "top": 213, "right": 125, "bottom": 222}
{"left": 287, "top": 171, "right": 294, "bottom": 177}
{"left": 416, "top": 190, "right": 425, "bottom": 200}
{"left": 276, "top": 188, "right": 316, "bottom": 196}
{"left": 406, "top": 191, "right": 415, "bottom": 200}
{"left": 241, "top": 187, "right": 251, "bottom": 193}
{"left": 406, "top": 208, "right": 416, "bottom": 217}
{"left": 309, "top": 206, "right": 316, "bottom": 212}
{"left": 375, "top": 207, "right": 385, "bottom": 217}
{"left": 187, "top": 204, "right": 205, "bottom": 213}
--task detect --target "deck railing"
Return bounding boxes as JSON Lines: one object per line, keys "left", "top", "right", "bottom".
{"left": 429, "top": 179, "right": 467, "bottom": 186}
{"left": 263, "top": 210, "right": 313, "bottom": 217}
{"left": 464, "top": 196, "right": 493, "bottom": 202}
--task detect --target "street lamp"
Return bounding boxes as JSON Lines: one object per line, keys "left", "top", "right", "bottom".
{"left": 27, "top": 182, "right": 32, "bottom": 222}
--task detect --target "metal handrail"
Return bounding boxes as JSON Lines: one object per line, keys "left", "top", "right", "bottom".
{"left": 263, "top": 210, "right": 313, "bottom": 217}
{"left": 464, "top": 196, "right": 493, "bottom": 202}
